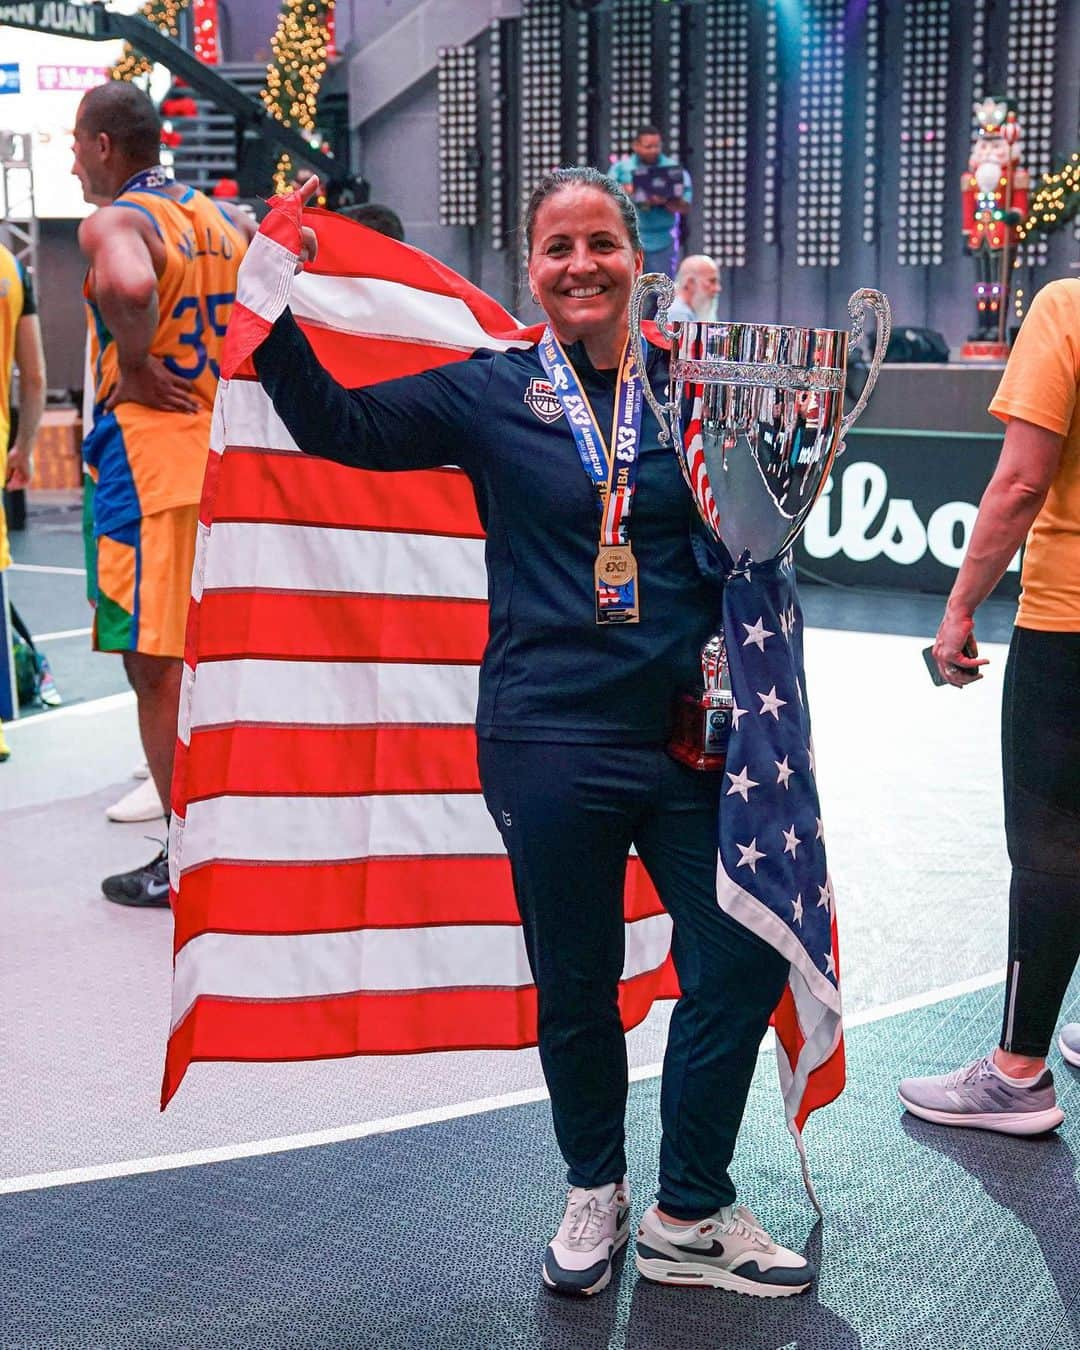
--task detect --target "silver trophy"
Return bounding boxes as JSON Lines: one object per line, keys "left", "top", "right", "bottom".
{"left": 629, "top": 276, "right": 891, "bottom": 768}
{"left": 629, "top": 275, "right": 891, "bottom": 569}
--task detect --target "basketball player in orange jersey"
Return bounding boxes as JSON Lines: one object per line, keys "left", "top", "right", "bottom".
{"left": 73, "top": 81, "right": 255, "bottom": 906}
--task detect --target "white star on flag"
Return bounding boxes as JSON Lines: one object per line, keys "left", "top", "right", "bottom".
{"left": 730, "top": 702, "right": 748, "bottom": 729}
{"left": 726, "top": 766, "right": 759, "bottom": 803}
{"left": 713, "top": 551, "right": 845, "bottom": 1203}
{"left": 807, "top": 740, "right": 816, "bottom": 774}
{"left": 824, "top": 950, "right": 837, "bottom": 978}
{"left": 816, "top": 816, "right": 824, "bottom": 840}
{"left": 742, "top": 617, "right": 775, "bottom": 652}
{"left": 736, "top": 838, "right": 766, "bottom": 873}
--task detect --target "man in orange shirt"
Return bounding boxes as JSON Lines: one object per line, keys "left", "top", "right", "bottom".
{"left": 899, "top": 276, "right": 1080, "bottom": 1131}
{"left": 74, "top": 81, "right": 254, "bottom": 905}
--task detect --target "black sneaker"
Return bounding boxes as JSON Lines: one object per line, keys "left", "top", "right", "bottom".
{"left": 101, "top": 845, "right": 171, "bottom": 908}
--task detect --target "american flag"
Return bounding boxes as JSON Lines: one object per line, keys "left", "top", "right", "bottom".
{"left": 161, "top": 198, "right": 685, "bottom": 1105}
{"left": 163, "top": 193, "right": 844, "bottom": 1200}
{"left": 716, "top": 552, "right": 845, "bottom": 1202}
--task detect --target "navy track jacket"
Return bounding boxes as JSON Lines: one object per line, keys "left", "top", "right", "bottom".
{"left": 255, "top": 311, "right": 722, "bottom": 744}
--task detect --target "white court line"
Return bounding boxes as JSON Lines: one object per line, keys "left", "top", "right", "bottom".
{"left": 2, "top": 690, "right": 135, "bottom": 731}
{"left": 30, "top": 627, "right": 92, "bottom": 642}
{"left": 7, "top": 562, "right": 87, "bottom": 576}
{"left": 0, "top": 967, "right": 1006, "bottom": 1195}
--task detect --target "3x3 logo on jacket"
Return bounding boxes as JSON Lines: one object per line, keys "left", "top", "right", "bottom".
{"left": 524, "top": 377, "right": 565, "bottom": 424}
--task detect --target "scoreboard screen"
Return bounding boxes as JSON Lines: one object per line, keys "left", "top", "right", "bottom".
{"left": 0, "top": 6, "right": 169, "bottom": 218}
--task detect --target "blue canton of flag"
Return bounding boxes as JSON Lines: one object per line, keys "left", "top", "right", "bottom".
{"left": 716, "top": 551, "right": 844, "bottom": 1205}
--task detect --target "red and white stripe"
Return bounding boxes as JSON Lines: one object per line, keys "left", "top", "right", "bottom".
{"left": 164, "top": 204, "right": 681, "bottom": 1105}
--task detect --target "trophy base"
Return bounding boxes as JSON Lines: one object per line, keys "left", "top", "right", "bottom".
{"left": 666, "top": 691, "right": 732, "bottom": 773}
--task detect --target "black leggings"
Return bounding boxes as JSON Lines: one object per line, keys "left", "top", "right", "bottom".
{"left": 999, "top": 627, "right": 1080, "bottom": 1057}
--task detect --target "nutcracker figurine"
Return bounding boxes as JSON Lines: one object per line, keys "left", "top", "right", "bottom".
{"left": 961, "top": 97, "right": 1029, "bottom": 359}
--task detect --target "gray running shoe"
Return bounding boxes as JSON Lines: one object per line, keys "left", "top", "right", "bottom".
{"left": 635, "top": 1203, "right": 812, "bottom": 1297}
{"left": 899, "top": 1056, "right": 1064, "bottom": 1136}
{"left": 1059, "top": 1025, "right": 1080, "bottom": 1068}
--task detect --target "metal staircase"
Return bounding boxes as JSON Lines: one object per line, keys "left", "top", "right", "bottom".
{"left": 170, "top": 63, "right": 268, "bottom": 194}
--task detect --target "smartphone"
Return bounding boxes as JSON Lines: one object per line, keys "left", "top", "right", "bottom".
{"left": 922, "top": 637, "right": 977, "bottom": 686}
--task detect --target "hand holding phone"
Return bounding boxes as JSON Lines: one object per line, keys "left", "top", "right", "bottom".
{"left": 922, "top": 635, "right": 982, "bottom": 687}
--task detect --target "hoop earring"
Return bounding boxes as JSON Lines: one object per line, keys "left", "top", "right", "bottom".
{"left": 530, "top": 292, "right": 540, "bottom": 305}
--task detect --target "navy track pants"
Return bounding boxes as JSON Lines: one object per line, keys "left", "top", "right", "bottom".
{"left": 478, "top": 738, "right": 789, "bottom": 1220}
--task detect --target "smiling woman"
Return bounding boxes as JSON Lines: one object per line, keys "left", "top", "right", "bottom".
{"left": 524, "top": 168, "right": 644, "bottom": 371}
{"left": 247, "top": 165, "right": 812, "bottom": 1301}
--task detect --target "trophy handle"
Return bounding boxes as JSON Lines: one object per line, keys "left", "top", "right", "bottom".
{"left": 838, "top": 288, "right": 892, "bottom": 446}
{"left": 629, "top": 272, "right": 678, "bottom": 444}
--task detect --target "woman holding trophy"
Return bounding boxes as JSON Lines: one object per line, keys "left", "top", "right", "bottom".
{"left": 249, "top": 168, "right": 812, "bottom": 1299}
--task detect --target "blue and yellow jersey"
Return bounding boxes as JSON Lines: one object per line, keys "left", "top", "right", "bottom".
{"left": 83, "top": 184, "right": 247, "bottom": 531}
{"left": 1, "top": 244, "right": 36, "bottom": 569}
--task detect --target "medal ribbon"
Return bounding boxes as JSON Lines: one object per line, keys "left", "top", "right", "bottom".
{"left": 537, "top": 325, "right": 645, "bottom": 546}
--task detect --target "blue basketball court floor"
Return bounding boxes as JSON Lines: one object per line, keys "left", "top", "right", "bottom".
{"left": 2, "top": 498, "right": 1077, "bottom": 1350}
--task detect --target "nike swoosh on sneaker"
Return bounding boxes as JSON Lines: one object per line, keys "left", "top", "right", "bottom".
{"left": 146, "top": 878, "right": 171, "bottom": 897}
{"left": 683, "top": 1240, "right": 727, "bottom": 1258}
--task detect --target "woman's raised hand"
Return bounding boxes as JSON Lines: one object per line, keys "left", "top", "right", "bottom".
{"left": 294, "top": 174, "right": 320, "bottom": 274}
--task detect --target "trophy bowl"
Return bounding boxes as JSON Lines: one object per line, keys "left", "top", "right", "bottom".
{"left": 629, "top": 276, "right": 892, "bottom": 569}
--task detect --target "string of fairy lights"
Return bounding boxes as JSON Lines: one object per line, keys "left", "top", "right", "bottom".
{"left": 897, "top": 0, "right": 949, "bottom": 267}
{"left": 701, "top": 0, "right": 749, "bottom": 268}
{"left": 609, "top": 0, "right": 653, "bottom": 164}
{"left": 665, "top": 4, "right": 682, "bottom": 163}
{"left": 762, "top": 0, "right": 779, "bottom": 248}
{"left": 574, "top": 10, "right": 591, "bottom": 167}
{"left": 970, "top": 0, "right": 988, "bottom": 136}
{"left": 518, "top": 0, "right": 562, "bottom": 215}
{"left": 1007, "top": 0, "right": 1056, "bottom": 267}
{"left": 488, "top": 20, "right": 507, "bottom": 251}
{"left": 262, "top": 0, "right": 335, "bottom": 194}
{"left": 797, "top": 0, "right": 845, "bottom": 269}
{"left": 437, "top": 45, "right": 480, "bottom": 227}
{"left": 109, "top": 0, "right": 189, "bottom": 81}
{"left": 1019, "top": 151, "right": 1080, "bottom": 243}
{"left": 861, "top": 0, "right": 880, "bottom": 247}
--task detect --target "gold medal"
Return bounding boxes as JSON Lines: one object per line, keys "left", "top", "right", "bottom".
{"left": 594, "top": 545, "right": 640, "bottom": 624}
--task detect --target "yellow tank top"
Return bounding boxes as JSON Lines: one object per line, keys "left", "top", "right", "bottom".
{"left": 83, "top": 183, "right": 247, "bottom": 529}
{"left": 0, "top": 244, "right": 29, "bottom": 569}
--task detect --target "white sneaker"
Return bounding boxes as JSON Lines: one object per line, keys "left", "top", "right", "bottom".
{"left": 106, "top": 776, "right": 164, "bottom": 823}
{"left": 1060, "top": 1025, "right": 1080, "bottom": 1068}
{"left": 542, "top": 1178, "right": 630, "bottom": 1296}
{"left": 132, "top": 762, "right": 150, "bottom": 780}
{"left": 635, "top": 1203, "right": 813, "bottom": 1297}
